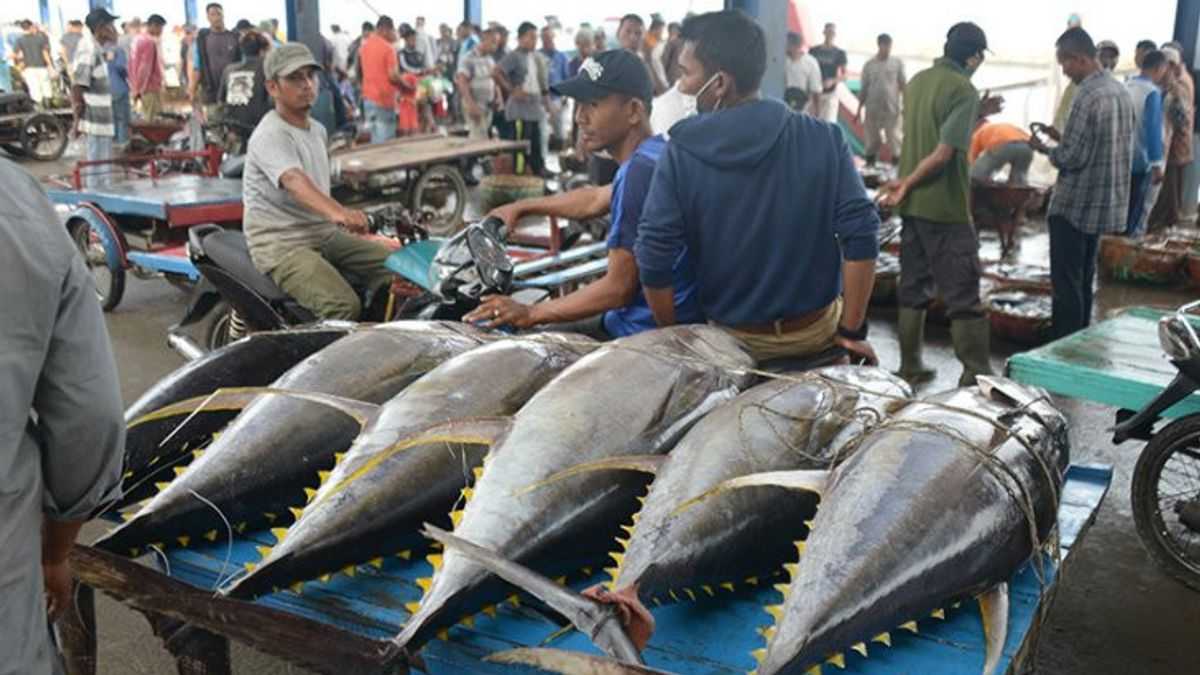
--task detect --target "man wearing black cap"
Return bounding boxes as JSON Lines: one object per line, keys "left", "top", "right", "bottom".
{"left": 72, "top": 9, "right": 119, "bottom": 187}
{"left": 242, "top": 43, "right": 392, "bottom": 320}
{"left": 879, "top": 21, "right": 1002, "bottom": 387}
{"left": 464, "top": 50, "right": 700, "bottom": 338}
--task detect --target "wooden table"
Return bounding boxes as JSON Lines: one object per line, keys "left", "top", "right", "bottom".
{"left": 333, "top": 136, "right": 528, "bottom": 184}
{"left": 59, "top": 465, "right": 1110, "bottom": 675}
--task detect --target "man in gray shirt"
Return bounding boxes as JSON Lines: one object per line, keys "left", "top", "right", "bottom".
{"left": 243, "top": 42, "right": 392, "bottom": 320}
{"left": 0, "top": 158, "right": 124, "bottom": 675}
{"left": 455, "top": 27, "right": 498, "bottom": 139}
{"left": 494, "top": 21, "right": 548, "bottom": 175}
{"left": 857, "top": 33, "right": 906, "bottom": 166}
{"left": 16, "top": 20, "right": 54, "bottom": 105}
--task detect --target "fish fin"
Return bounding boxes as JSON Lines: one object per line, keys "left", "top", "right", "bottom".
{"left": 256, "top": 545, "right": 272, "bottom": 559}
{"left": 203, "top": 530, "right": 218, "bottom": 542}
{"left": 176, "top": 536, "right": 190, "bottom": 547}
{"left": 899, "top": 620, "right": 918, "bottom": 634}
{"left": 303, "top": 487, "right": 317, "bottom": 502}
{"left": 486, "top": 648, "right": 669, "bottom": 674}
{"left": 318, "top": 574, "right": 332, "bottom": 583}
{"left": 422, "top": 524, "right": 644, "bottom": 664}
{"left": 334, "top": 451, "right": 346, "bottom": 464}
{"left": 369, "top": 557, "right": 384, "bottom": 569}
{"left": 270, "top": 528, "right": 289, "bottom": 543}
{"left": 702, "top": 585, "right": 714, "bottom": 597}
{"left": 405, "top": 602, "right": 421, "bottom": 614}
{"left": 317, "top": 470, "right": 331, "bottom": 483}
{"left": 415, "top": 577, "right": 431, "bottom": 592}
{"left": 672, "top": 470, "right": 829, "bottom": 516}
{"left": 243, "top": 562, "right": 256, "bottom": 573}
{"left": 172, "top": 465, "right": 187, "bottom": 477}
{"left": 449, "top": 510, "right": 464, "bottom": 527}
{"left": 426, "top": 553, "right": 443, "bottom": 571}
{"left": 289, "top": 581, "right": 304, "bottom": 594}
{"left": 461, "top": 615, "right": 475, "bottom": 628}
{"left": 288, "top": 506, "right": 304, "bottom": 521}
{"left": 436, "top": 628, "right": 449, "bottom": 641}
{"left": 461, "top": 486, "right": 474, "bottom": 500}
{"left": 482, "top": 604, "right": 497, "bottom": 618}
{"left": 751, "top": 648, "right": 767, "bottom": 663}
{"left": 763, "top": 605, "right": 783, "bottom": 621}
{"left": 720, "top": 582, "right": 735, "bottom": 592}
{"left": 512, "top": 455, "right": 667, "bottom": 496}
{"left": 131, "top": 387, "right": 381, "bottom": 431}
{"left": 931, "top": 607, "right": 946, "bottom": 620}
{"left": 263, "top": 512, "right": 277, "bottom": 523}
{"left": 398, "top": 549, "right": 412, "bottom": 560}
{"left": 851, "top": 642, "right": 867, "bottom": 658}
{"left": 683, "top": 588, "right": 696, "bottom": 601}
{"left": 978, "top": 582, "right": 1010, "bottom": 675}
{"left": 154, "top": 481, "right": 171, "bottom": 493}
{"left": 343, "top": 565, "right": 357, "bottom": 578}
{"left": 871, "top": 632, "right": 891, "bottom": 647}
{"left": 744, "top": 576, "right": 759, "bottom": 586}
{"left": 826, "top": 653, "right": 846, "bottom": 669}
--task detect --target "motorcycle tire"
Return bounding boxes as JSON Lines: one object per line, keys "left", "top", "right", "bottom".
{"left": 1131, "top": 411, "right": 1200, "bottom": 592}
{"left": 204, "top": 302, "right": 235, "bottom": 351}
{"left": 69, "top": 218, "right": 125, "bottom": 311}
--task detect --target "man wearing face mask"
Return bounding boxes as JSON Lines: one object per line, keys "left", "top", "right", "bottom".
{"left": 635, "top": 10, "right": 880, "bottom": 365}
{"left": 877, "top": 22, "right": 1002, "bottom": 388}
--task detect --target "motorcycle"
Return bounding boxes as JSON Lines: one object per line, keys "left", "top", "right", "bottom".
{"left": 169, "top": 208, "right": 523, "bottom": 356}
{"left": 1113, "top": 299, "right": 1200, "bottom": 591}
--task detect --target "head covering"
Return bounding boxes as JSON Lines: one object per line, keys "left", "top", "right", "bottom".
{"left": 263, "top": 42, "right": 322, "bottom": 79}
{"left": 551, "top": 49, "right": 653, "bottom": 105}
{"left": 1096, "top": 39, "right": 1119, "bottom": 53}
{"left": 946, "top": 22, "right": 988, "bottom": 53}
{"left": 146, "top": 14, "right": 167, "bottom": 27}
{"left": 85, "top": 8, "right": 119, "bottom": 32}
{"left": 235, "top": 19, "right": 254, "bottom": 31}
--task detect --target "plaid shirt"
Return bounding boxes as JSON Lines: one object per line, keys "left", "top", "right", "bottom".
{"left": 1048, "top": 70, "right": 1135, "bottom": 233}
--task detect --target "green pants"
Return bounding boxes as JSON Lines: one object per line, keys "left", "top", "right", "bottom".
{"left": 269, "top": 231, "right": 394, "bottom": 320}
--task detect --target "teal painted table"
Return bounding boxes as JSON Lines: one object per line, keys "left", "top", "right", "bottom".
{"left": 1007, "top": 307, "right": 1200, "bottom": 417}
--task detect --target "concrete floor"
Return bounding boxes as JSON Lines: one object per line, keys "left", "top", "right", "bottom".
{"left": 20, "top": 155, "right": 1200, "bottom": 674}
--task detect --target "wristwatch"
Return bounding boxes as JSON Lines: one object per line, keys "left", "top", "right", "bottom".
{"left": 837, "top": 320, "right": 869, "bottom": 342}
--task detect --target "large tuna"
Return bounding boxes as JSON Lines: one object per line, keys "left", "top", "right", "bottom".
{"left": 734, "top": 377, "right": 1068, "bottom": 675}
{"left": 223, "top": 334, "right": 597, "bottom": 598}
{"left": 119, "top": 326, "right": 355, "bottom": 508}
{"left": 389, "top": 326, "right": 756, "bottom": 655}
{"left": 96, "top": 321, "right": 485, "bottom": 555}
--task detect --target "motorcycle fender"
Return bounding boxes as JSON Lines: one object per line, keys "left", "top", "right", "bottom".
{"left": 67, "top": 203, "right": 128, "bottom": 269}
{"left": 1113, "top": 369, "right": 1200, "bottom": 444}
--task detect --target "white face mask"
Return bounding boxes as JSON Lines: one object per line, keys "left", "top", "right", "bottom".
{"left": 691, "top": 72, "right": 723, "bottom": 113}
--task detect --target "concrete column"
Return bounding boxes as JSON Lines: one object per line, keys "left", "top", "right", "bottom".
{"left": 725, "top": 0, "right": 788, "bottom": 100}
{"left": 183, "top": 0, "right": 197, "bottom": 27}
{"left": 464, "top": 0, "right": 482, "bottom": 26}
{"left": 286, "top": 0, "right": 322, "bottom": 57}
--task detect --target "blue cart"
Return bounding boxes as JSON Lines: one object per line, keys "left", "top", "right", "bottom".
{"left": 59, "top": 465, "right": 1110, "bottom": 675}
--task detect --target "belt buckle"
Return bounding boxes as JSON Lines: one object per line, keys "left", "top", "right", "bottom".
{"left": 773, "top": 318, "right": 784, "bottom": 337}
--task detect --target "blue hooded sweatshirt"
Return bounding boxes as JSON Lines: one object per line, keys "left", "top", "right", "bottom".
{"left": 634, "top": 98, "right": 879, "bottom": 327}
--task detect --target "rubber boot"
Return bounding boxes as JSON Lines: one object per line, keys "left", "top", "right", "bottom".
{"left": 895, "top": 307, "right": 936, "bottom": 386}
{"left": 951, "top": 317, "right": 995, "bottom": 387}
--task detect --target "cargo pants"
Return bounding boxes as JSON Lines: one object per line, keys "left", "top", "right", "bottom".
{"left": 897, "top": 217, "right": 985, "bottom": 319}
{"left": 269, "top": 230, "right": 394, "bottom": 320}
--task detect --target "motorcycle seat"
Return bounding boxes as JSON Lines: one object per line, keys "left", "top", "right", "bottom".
{"left": 200, "top": 229, "right": 291, "bottom": 303}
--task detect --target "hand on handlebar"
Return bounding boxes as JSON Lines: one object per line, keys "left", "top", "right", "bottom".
{"left": 337, "top": 207, "right": 370, "bottom": 233}
{"left": 463, "top": 295, "right": 535, "bottom": 329}
{"left": 487, "top": 203, "right": 524, "bottom": 227}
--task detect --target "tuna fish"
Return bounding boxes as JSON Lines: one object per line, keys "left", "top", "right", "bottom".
{"left": 388, "top": 325, "right": 755, "bottom": 655}
{"left": 223, "top": 335, "right": 597, "bottom": 598}
{"left": 96, "top": 321, "right": 485, "bottom": 555}
{"left": 119, "top": 326, "right": 355, "bottom": 508}
{"left": 722, "top": 377, "right": 1068, "bottom": 675}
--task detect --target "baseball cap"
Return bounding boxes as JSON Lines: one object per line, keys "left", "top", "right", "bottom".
{"left": 551, "top": 50, "right": 653, "bottom": 105}
{"left": 1097, "top": 40, "right": 1119, "bottom": 53}
{"left": 146, "top": 14, "right": 167, "bottom": 27}
{"left": 85, "top": 8, "right": 118, "bottom": 32}
{"left": 235, "top": 19, "right": 254, "bottom": 31}
{"left": 946, "top": 22, "right": 988, "bottom": 53}
{"left": 263, "top": 42, "right": 322, "bottom": 79}
{"left": 398, "top": 23, "right": 416, "bottom": 38}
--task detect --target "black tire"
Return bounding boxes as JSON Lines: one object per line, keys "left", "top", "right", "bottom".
{"left": 21, "top": 113, "right": 68, "bottom": 160}
{"left": 204, "top": 302, "right": 235, "bottom": 351}
{"left": 69, "top": 219, "right": 125, "bottom": 311}
{"left": 1132, "top": 412, "right": 1200, "bottom": 592}
{"left": 411, "top": 164, "right": 467, "bottom": 237}
{"left": 2, "top": 142, "right": 27, "bottom": 157}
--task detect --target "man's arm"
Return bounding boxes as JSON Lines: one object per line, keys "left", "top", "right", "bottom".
{"left": 1146, "top": 90, "right": 1165, "bottom": 182}
{"left": 880, "top": 92, "right": 976, "bottom": 207}
{"left": 455, "top": 72, "right": 476, "bottom": 110}
{"left": 491, "top": 184, "right": 612, "bottom": 225}
{"left": 1046, "top": 96, "right": 1096, "bottom": 171}
{"left": 278, "top": 169, "right": 366, "bottom": 229}
{"left": 635, "top": 154, "right": 687, "bottom": 327}
{"left": 492, "top": 60, "right": 521, "bottom": 99}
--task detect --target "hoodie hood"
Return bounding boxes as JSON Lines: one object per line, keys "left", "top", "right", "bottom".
{"left": 668, "top": 97, "right": 792, "bottom": 169}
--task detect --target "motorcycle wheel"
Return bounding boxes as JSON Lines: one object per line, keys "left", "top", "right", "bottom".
{"left": 69, "top": 218, "right": 125, "bottom": 311}
{"left": 1132, "top": 411, "right": 1200, "bottom": 591}
{"left": 204, "top": 302, "right": 236, "bottom": 351}
{"left": 411, "top": 164, "right": 467, "bottom": 237}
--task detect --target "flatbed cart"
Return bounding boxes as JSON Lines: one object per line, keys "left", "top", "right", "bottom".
{"left": 55, "top": 464, "right": 1110, "bottom": 675}
{"left": 333, "top": 135, "right": 528, "bottom": 237}
{"left": 44, "top": 147, "right": 243, "bottom": 311}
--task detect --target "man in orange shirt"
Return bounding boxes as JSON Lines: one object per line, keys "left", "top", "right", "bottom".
{"left": 969, "top": 122, "right": 1033, "bottom": 184}
{"left": 359, "top": 15, "right": 403, "bottom": 143}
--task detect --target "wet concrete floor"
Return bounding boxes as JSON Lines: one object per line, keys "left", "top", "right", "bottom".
{"left": 21, "top": 152, "right": 1198, "bottom": 673}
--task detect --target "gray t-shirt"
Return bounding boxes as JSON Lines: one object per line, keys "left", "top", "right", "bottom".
{"left": 243, "top": 110, "right": 334, "bottom": 272}
{"left": 860, "top": 56, "right": 906, "bottom": 116}
{"left": 17, "top": 32, "right": 50, "bottom": 67}
{"left": 61, "top": 32, "right": 82, "bottom": 63}
{"left": 499, "top": 48, "right": 545, "bottom": 122}
{"left": 457, "top": 49, "right": 495, "bottom": 108}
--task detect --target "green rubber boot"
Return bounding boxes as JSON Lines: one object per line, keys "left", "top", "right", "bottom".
{"left": 951, "top": 317, "right": 996, "bottom": 387}
{"left": 895, "top": 307, "right": 936, "bottom": 386}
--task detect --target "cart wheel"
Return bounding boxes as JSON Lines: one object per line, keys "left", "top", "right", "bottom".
{"left": 21, "top": 113, "right": 68, "bottom": 161}
{"left": 1132, "top": 412, "right": 1200, "bottom": 592}
{"left": 69, "top": 219, "right": 125, "bottom": 311}
{"left": 411, "top": 164, "right": 467, "bottom": 237}
{"left": 2, "top": 142, "right": 26, "bottom": 157}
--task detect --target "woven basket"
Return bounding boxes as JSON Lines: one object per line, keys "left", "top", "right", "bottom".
{"left": 1099, "top": 236, "right": 1188, "bottom": 285}
{"left": 479, "top": 174, "right": 545, "bottom": 212}
{"left": 986, "top": 288, "right": 1053, "bottom": 346}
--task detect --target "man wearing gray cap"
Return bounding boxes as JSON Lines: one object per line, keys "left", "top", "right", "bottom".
{"left": 242, "top": 42, "right": 393, "bottom": 320}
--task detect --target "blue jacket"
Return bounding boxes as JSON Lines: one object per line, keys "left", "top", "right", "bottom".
{"left": 634, "top": 98, "right": 879, "bottom": 327}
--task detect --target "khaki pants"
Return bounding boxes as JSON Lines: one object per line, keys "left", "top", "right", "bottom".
{"left": 465, "top": 110, "right": 490, "bottom": 139}
{"left": 864, "top": 110, "right": 900, "bottom": 161}
{"left": 268, "top": 231, "right": 394, "bottom": 320}
{"left": 716, "top": 298, "right": 842, "bottom": 362}
{"left": 139, "top": 91, "right": 163, "bottom": 120}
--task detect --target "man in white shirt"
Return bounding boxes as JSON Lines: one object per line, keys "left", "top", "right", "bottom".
{"left": 784, "top": 31, "right": 821, "bottom": 113}
{"left": 414, "top": 16, "right": 438, "bottom": 76}
{"left": 329, "top": 24, "right": 353, "bottom": 77}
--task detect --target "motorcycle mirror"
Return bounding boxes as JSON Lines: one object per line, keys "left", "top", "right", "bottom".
{"left": 466, "top": 225, "right": 513, "bottom": 295}
{"left": 478, "top": 216, "right": 508, "bottom": 242}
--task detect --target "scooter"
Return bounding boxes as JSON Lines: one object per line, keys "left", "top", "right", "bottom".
{"left": 168, "top": 209, "right": 519, "bottom": 355}
{"left": 1112, "top": 299, "right": 1200, "bottom": 591}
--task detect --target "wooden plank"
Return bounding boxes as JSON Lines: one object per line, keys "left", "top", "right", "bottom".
{"left": 83, "top": 464, "right": 1110, "bottom": 675}
{"left": 1007, "top": 307, "right": 1200, "bottom": 416}
{"left": 69, "top": 546, "right": 402, "bottom": 675}
{"left": 336, "top": 137, "right": 528, "bottom": 177}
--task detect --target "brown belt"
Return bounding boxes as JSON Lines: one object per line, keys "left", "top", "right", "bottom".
{"left": 729, "top": 304, "right": 830, "bottom": 336}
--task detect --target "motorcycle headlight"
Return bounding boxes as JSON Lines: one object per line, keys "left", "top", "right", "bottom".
{"left": 1159, "top": 315, "right": 1200, "bottom": 362}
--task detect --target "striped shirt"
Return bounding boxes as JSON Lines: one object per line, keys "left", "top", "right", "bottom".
{"left": 1048, "top": 70, "right": 1134, "bottom": 234}
{"left": 72, "top": 35, "right": 114, "bottom": 138}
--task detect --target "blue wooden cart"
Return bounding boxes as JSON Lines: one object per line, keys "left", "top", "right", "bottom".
{"left": 59, "top": 464, "right": 1110, "bottom": 675}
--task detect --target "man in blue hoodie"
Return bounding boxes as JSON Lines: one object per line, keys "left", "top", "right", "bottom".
{"left": 464, "top": 50, "right": 701, "bottom": 339}
{"left": 635, "top": 10, "right": 880, "bottom": 364}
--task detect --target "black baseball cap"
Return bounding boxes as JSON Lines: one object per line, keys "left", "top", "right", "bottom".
{"left": 235, "top": 19, "right": 253, "bottom": 31}
{"left": 551, "top": 50, "right": 653, "bottom": 105}
{"left": 947, "top": 22, "right": 988, "bottom": 53}
{"left": 85, "top": 8, "right": 118, "bottom": 32}
{"left": 147, "top": 14, "right": 167, "bottom": 26}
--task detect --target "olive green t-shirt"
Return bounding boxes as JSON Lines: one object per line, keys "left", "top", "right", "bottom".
{"left": 897, "top": 58, "right": 979, "bottom": 225}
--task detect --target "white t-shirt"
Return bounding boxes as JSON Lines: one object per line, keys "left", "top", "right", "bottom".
{"left": 786, "top": 53, "right": 822, "bottom": 95}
